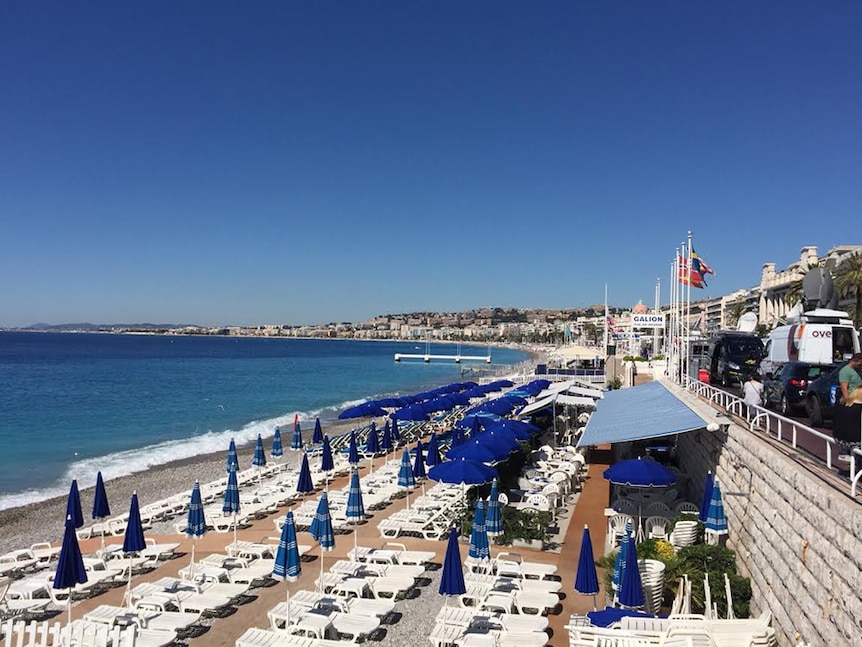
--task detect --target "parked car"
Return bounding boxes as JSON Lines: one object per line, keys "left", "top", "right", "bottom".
{"left": 763, "top": 361, "right": 830, "bottom": 417}
{"left": 804, "top": 362, "right": 846, "bottom": 427}
{"left": 707, "top": 332, "right": 765, "bottom": 387}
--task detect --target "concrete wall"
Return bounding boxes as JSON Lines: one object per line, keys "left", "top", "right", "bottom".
{"left": 677, "top": 422, "right": 862, "bottom": 646}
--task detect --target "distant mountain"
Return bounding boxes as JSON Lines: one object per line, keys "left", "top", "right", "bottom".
{"left": 25, "top": 322, "right": 193, "bottom": 331}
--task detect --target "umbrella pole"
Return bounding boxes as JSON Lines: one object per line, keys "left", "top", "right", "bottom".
{"left": 100, "top": 523, "right": 106, "bottom": 554}
{"left": 319, "top": 549, "right": 324, "bottom": 594}
{"left": 286, "top": 588, "right": 290, "bottom": 627}
{"left": 233, "top": 512, "right": 238, "bottom": 548}
{"left": 125, "top": 553, "right": 133, "bottom": 607}
{"left": 67, "top": 590, "right": 73, "bottom": 642}
{"left": 190, "top": 537, "right": 196, "bottom": 581}
{"left": 405, "top": 488, "right": 410, "bottom": 511}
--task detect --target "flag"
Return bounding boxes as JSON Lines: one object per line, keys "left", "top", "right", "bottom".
{"left": 691, "top": 247, "right": 715, "bottom": 285}
{"left": 678, "top": 256, "right": 704, "bottom": 288}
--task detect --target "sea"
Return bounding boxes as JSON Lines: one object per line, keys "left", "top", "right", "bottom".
{"left": 0, "top": 331, "right": 529, "bottom": 511}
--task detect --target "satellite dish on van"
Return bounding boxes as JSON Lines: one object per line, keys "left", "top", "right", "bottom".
{"left": 784, "top": 302, "right": 804, "bottom": 324}
{"left": 802, "top": 268, "right": 837, "bottom": 311}
{"left": 737, "top": 311, "right": 758, "bottom": 332}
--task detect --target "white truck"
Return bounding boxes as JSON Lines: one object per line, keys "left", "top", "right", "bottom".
{"left": 761, "top": 308, "right": 860, "bottom": 375}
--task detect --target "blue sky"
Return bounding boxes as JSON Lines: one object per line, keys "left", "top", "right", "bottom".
{"left": 2, "top": 2, "right": 860, "bottom": 327}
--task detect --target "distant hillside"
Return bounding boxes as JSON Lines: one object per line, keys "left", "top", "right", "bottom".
{"left": 26, "top": 322, "right": 192, "bottom": 332}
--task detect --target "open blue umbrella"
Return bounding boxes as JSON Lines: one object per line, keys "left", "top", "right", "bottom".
{"left": 92, "top": 472, "right": 111, "bottom": 551}
{"left": 186, "top": 481, "right": 207, "bottom": 579}
{"left": 347, "top": 430, "right": 359, "bottom": 466}
{"left": 698, "top": 471, "right": 714, "bottom": 523}
{"left": 449, "top": 426, "right": 466, "bottom": 448}
{"left": 53, "top": 515, "right": 87, "bottom": 627}
{"left": 603, "top": 458, "right": 677, "bottom": 488}
{"left": 380, "top": 420, "right": 394, "bottom": 452}
{"left": 574, "top": 524, "right": 600, "bottom": 609}
{"left": 475, "top": 429, "right": 520, "bottom": 454}
{"left": 704, "top": 478, "right": 728, "bottom": 541}
{"left": 485, "top": 479, "right": 502, "bottom": 537}
{"left": 484, "top": 419, "right": 538, "bottom": 441}
{"left": 227, "top": 438, "right": 238, "bottom": 472}
{"left": 446, "top": 441, "right": 500, "bottom": 465}
{"left": 393, "top": 403, "right": 430, "bottom": 422}
{"left": 291, "top": 415, "right": 303, "bottom": 450}
{"left": 271, "top": 427, "right": 284, "bottom": 460}
{"left": 468, "top": 500, "right": 490, "bottom": 561}
{"left": 66, "top": 480, "right": 84, "bottom": 530}
{"left": 425, "top": 433, "right": 441, "bottom": 467}
{"left": 459, "top": 413, "right": 500, "bottom": 431}
{"left": 428, "top": 457, "right": 498, "bottom": 486}
{"left": 273, "top": 511, "right": 301, "bottom": 621}
{"left": 397, "top": 448, "right": 415, "bottom": 509}
{"left": 312, "top": 418, "right": 324, "bottom": 445}
{"left": 296, "top": 453, "right": 315, "bottom": 497}
{"left": 617, "top": 524, "right": 644, "bottom": 609}
{"left": 338, "top": 402, "right": 387, "bottom": 419}
{"left": 439, "top": 527, "right": 466, "bottom": 606}
{"left": 223, "top": 462, "right": 241, "bottom": 546}
{"left": 309, "top": 493, "right": 335, "bottom": 592}
{"left": 252, "top": 434, "right": 267, "bottom": 478}
{"left": 122, "top": 492, "right": 146, "bottom": 606}
{"left": 345, "top": 468, "right": 366, "bottom": 549}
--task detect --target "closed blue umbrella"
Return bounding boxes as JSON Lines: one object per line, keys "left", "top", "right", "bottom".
{"left": 390, "top": 417, "right": 400, "bottom": 443}
{"left": 575, "top": 525, "right": 600, "bottom": 609}
{"left": 468, "top": 500, "right": 490, "bottom": 561}
{"left": 617, "top": 524, "right": 644, "bottom": 609}
{"left": 271, "top": 427, "right": 284, "bottom": 460}
{"left": 397, "top": 448, "right": 415, "bottom": 509}
{"left": 92, "top": 472, "right": 111, "bottom": 551}
{"left": 439, "top": 527, "right": 466, "bottom": 606}
{"left": 223, "top": 462, "right": 241, "bottom": 547}
{"left": 604, "top": 458, "right": 676, "bottom": 488}
{"left": 345, "top": 468, "right": 366, "bottom": 549}
{"left": 425, "top": 433, "right": 441, "bottom": 467}
{"left": 413, "top": 441, "right": 426, "bottom": 479}
{"left": 252, "top": 434, "right": 267, "bottom": 475}
{"left": 365, "top": 422, "right": 380, "bottom": 454}
{"left": 380, "top": 420, "right": 394, "bottom": 452}
{"left": 612, "top": 520, "right": 632, "bottom": 593}
{"left": 53, "top": 515, "right": 88, "bottom": 627}
{"left": 698, "top": 471, "right": 714, "bottom": 523}
{"left": 347, "top": 430, "right": 359, "bottom": 466}
{"left": 291, "top": 415, "right": 303, "bottom": 450}
{"left": 273, "top": 511, "right": 301, "bottom": 621}
{"left": 227, "top": 438, "right": 238, "bottom": 473}
{"left": 704, "top": 478, "right": 728, "bottom": 541}
{"left": 485, "top": 479, "right": 502, "bottom": 537}
{"left": 312, "top": 418, "right": 324, "bottom": 445}
{"left": 296, "top": 453, "right": 315, "bottom": 497}
{"left": 309, "top": 493, "right": 335, "bottom": 592}
{"left": 428, "top": 457, "right": 498, "bottom": 486}
{"left": 122, "top": 492, "right": 146, "bottom": 606}
{"left": 320, "top": 436, "right": 334, "bottom": 491}
{"left": 186, "top": 481, "right": 207, "bottom": 579}
{"left": 66, "top": 480, "right": 83, "bottom": 530}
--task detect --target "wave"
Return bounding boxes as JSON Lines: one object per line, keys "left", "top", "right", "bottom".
{"left": 0, "top": 399, "right": 364, "bottom": 512}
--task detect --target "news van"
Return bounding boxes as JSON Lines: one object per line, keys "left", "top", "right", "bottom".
{"left": 760, "top": 308, "right": 860, "bottom": 376}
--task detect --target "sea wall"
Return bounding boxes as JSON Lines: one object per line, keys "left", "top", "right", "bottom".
{"left": 677, "top": 421, "right": 862, "bottom": 646}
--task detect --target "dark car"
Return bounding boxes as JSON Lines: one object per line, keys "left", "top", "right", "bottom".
{"left": 763, "top": 361, "right": 830, "bottom": 417}
{"left": 707, "top": 332, "right": 765, "bottom": 387}
{"left": 804, "top": 362, "right": 847, "bottom": 426}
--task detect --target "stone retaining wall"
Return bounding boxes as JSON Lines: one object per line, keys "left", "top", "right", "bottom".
{"left": 677, "top": 423, "right": 862, "bottom": 646}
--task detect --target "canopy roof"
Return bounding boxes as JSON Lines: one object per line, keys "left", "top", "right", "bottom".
{"left": 537, "top": 380, "right": 603, "bottom": 400}
{"left": 577, "top": 381, "right": 711, "bottom": 447}
{"left": 518, "top": 392, "right": 597, "bottom": 417}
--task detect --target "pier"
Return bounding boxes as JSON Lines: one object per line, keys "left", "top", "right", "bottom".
{"left": 393, "top": 353, "right": 491, "bottom": 363}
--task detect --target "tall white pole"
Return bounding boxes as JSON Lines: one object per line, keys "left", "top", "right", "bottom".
{"left": 686, "top": 231, "right": 694, "bottom": 385}
{"left": 654, "top": 278, "right": 661, "bottom": 358}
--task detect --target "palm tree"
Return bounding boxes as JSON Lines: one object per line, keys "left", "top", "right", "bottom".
{"left": 834, "top": 254, "right": 862, "bottom": 327}
{"left": 725, "top": 303, "right": 746, "bottom": 329}
{"left": 784, "top": 279, "right": 803, "bottom": 308}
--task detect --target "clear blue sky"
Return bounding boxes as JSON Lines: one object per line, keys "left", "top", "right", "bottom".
{"left": 2, "top": 1, "right": 860, "bottom": 327}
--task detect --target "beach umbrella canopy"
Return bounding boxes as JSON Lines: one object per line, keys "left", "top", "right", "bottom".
{"left": 428, "top": 457, "right": 498, "bottom": 486}
{"left": 475, "top": 430, "right": 520, "bottom": 454}
{"left": 291, "top": 416, "right": 303, "bottom": 451}
{"left": 320, "top": 436, "right": 335, "bottom": 473}
{"left": 446, "top": 441, "right": 500, "bottom": 465}
{"left": 413, "top": 441, "right": 426, "bottom": 479}
{"left": 271, "top": 427, "right": 284, "bottom": 459}
{"left": 478, "top": 399, "right": 517, "bottom": 416}
{"left": 485, "top": 479, "right": 502, "bottom": 537}
{"left": 376, "top": 397, "right": 403, "bottom": 409}
{"left": 501, "top": 394, "right": 528, "bottom": 407}
{"left": 312, "top": 418, "right": 324, "bottom": 445}
{"left": 485, "top": 419, "right": 541, "bottom": 440}
{"left": 380, "top": 420, "right": 394, "bottom": 452}
{"left": 459, "top": 413, "right": 500, "bottom": 431}
{"left": 390, "top": 416, "right": 400, "bottom": 443}
{"left": 223, "top": 462, "right": 241, "bottom": 516}
{"left": 462, "top": 436, "right": 512, "bottom": 461}
{"left": 491, "top": 379, "right": 515, "bottom": 388}
{"left": 66, "top": 480, "right": 84, "bottom": 529}
{"left": 449, "top": 426, "right": 466, "bottom": 448}
{"left": 468, "top": 500, "right": 490, "bottom": 561}
{"left": 574, "top": 525, "right": 600, "bottom": 603}
{"left": 397, "top": 448, "right": 415, "bottom": 490}
{"left": 439, "top": 527, "right": 466, "bottom": 598}
{"left": 122, "top": 493, "right": 146, "bottom": 554}
{"left": 603, "top": 458, "right": 677, "bottom": 488}
{"left": 296, "top": 454, "right": 315, "bottom": 495}
{"left": 462, "top": 387, "right": 488, "bottom": 399}
{"left": 92, "top": 472, "right": 111, "bottom": 520}
{"left": 425, "top": 433, "right": 441, "bottom": 467}
{"left": 412, "top": 391, "right": 437, "bottom": 402}
{"left": 704, "top": 478, "right": 728, "bottom": 537}
{"left": 309, "top": 494, "right": 336, "bottom": 548}
{"left": 186, "top": 481, "right": 207, "bottom": 578}
{"left": 347, "top": 431, "right": 359, "bottom": 466}
{"left": 617, "top": 525, "right": 644, "bottom": 609}
{"left": 587, "top": 607, "right": 654, "bottom": 628}
{"left": 227, "top": 438, "right": 238, "bottom": 473}
{"left": 272, "top": 510, "right": 302, "bottom": 622}
{"left": 698, "top": 471, "right": 715, "bottom": 523}
{"left": 252, "top": 434, "right": 267, "bottom": 468}
{"left": 54, "top": 516, "right": 87, "bottom": 591}
{"left": 425, "top": 397, "right": 454, "bottom": 413}
{"left": 457, "top": 415, "right": 482, "bottom": 437}
{"left": 393, "top": 404, "right": 430, "bottom": 422}
{"left": 345, "top": 469, "right": 366, "bottom": 524}
{"left": 338, "top": 402, "right": 387, "bottom": 419}
{"left": 365, "top": 422, "right": 380, "bottom": 454}
{"left": 447, "top": 392, "right": 471, "bottom": 406}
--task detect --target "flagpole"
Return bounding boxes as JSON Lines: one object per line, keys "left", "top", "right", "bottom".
{"left": 687, "top": 231, "right": 694, "bottom": 386}
{"left": 654, "top": 278, "right": 660, "bottom": 359}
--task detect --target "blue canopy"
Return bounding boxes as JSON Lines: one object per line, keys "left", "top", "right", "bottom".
{"left": 92, "top": 472, "right": 111, "bottom": 521}
{"left": 476, "top": 399, "right": 516, "bottom": 416}
{"left": 312, "top": 418, "right": 324, "bottom": 445}
{"left": 271, "top": 427, "right": 284, "bottom": 459}
{"left": 66, "top": 480, "right": 83, "bottom": 530}
{"left": 122, "top": 493, "right": 146, "bottom": 553}
{"left": 468, "top": 500, "right": 490, "bottom": 561}
{"left": 53, "top": 516, "right": 87, "bottom": 591}
{"left": 447, "top": 440, "right": 502, "bottom": 464}
{"left": 587, "top": 607, "right": 654, "bottom": 628}
{"left": 483, "top": 419, "right": 536, "bottom": 441}
{"left": 439, "top": 527, "right": 466, "bottom": 597}
{"left": 296, "top": 454, "right": 315, "bottom": 495}
{"left": 413, "top": 441, "right": 426, "bottom": 479}
{"left": 376, "top": 397, "right": 403, "bottom": 409}
{"left": 699, "top": 471, "right": 714, "bottom": 523}
{"left": 320, "top": 436, "right": 334, "bottom": 472}
{"left": 574, "top": 525, "right": 599, "bottom": 598}
{"left": 339, "top": 402, "right": 387, "bottom": 419}
{"left": 425, "top": 433, "right": 441, "bottom": 467}
{"left": 273, "top": 511, "right": 302, "bottom": 581}
{"left": 579, "top": 381, "right": 709, "bottom": 447}
{"left": 428, "top": 457, "right": 498, "bottom": 485}
{"left": 604, "top": 458, "right": 676, "bottom": 488}
{"left": 227, "top": 438, "right": 238, "bottom": 472}
{"left": 475, "top": 430, "right": 520, "bottom": 454}
{"left": 252, "top": 434, "right": 267, "bottom": 468}
{"left": 394, "top": 404, "right": 430, "bottom": 421}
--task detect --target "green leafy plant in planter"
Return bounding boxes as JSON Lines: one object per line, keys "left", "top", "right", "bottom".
{"left": 670, "top": 544, "right": 752, "bottom": 619}
{"left": 497, "top": 508, "right": 552, "bottom": 546}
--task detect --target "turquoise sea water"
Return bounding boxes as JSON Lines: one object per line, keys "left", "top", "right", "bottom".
{"left": 0, "top": 332, "right": 528, "bottom": 510}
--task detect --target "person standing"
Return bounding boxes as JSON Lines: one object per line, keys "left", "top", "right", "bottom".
{"left": 839, "top": 353, "right": 862, "bottom": 403}
{"left": 833, "top": 385, "right": 862, "bottom": 466}
{"left": 742, "top": 373, "right": 764, "bottom": 418}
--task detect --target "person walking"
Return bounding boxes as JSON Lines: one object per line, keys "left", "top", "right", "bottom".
{"left": 833, "top": 385, "right": 862, "bottom": 468}
{"left": 839, "top": 353, "right": 862, "bottom": 403}
{"left": 742, "top": 373, "right": 764, "bottom": 419}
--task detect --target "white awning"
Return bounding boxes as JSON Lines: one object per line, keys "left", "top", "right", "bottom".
{"left": 537, "top": 382, "right": 603, "bottom": 400}
{"left": 518, "top": 392, "right": 597, "bottom": 417}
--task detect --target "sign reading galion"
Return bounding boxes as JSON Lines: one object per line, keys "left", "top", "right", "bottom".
{"left": 632, "top": 314, "right": 666, "bottom": 328}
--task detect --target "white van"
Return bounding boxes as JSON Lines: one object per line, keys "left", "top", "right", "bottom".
{"left": 761, "top": 308, "right": 860, "bottom": 375}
